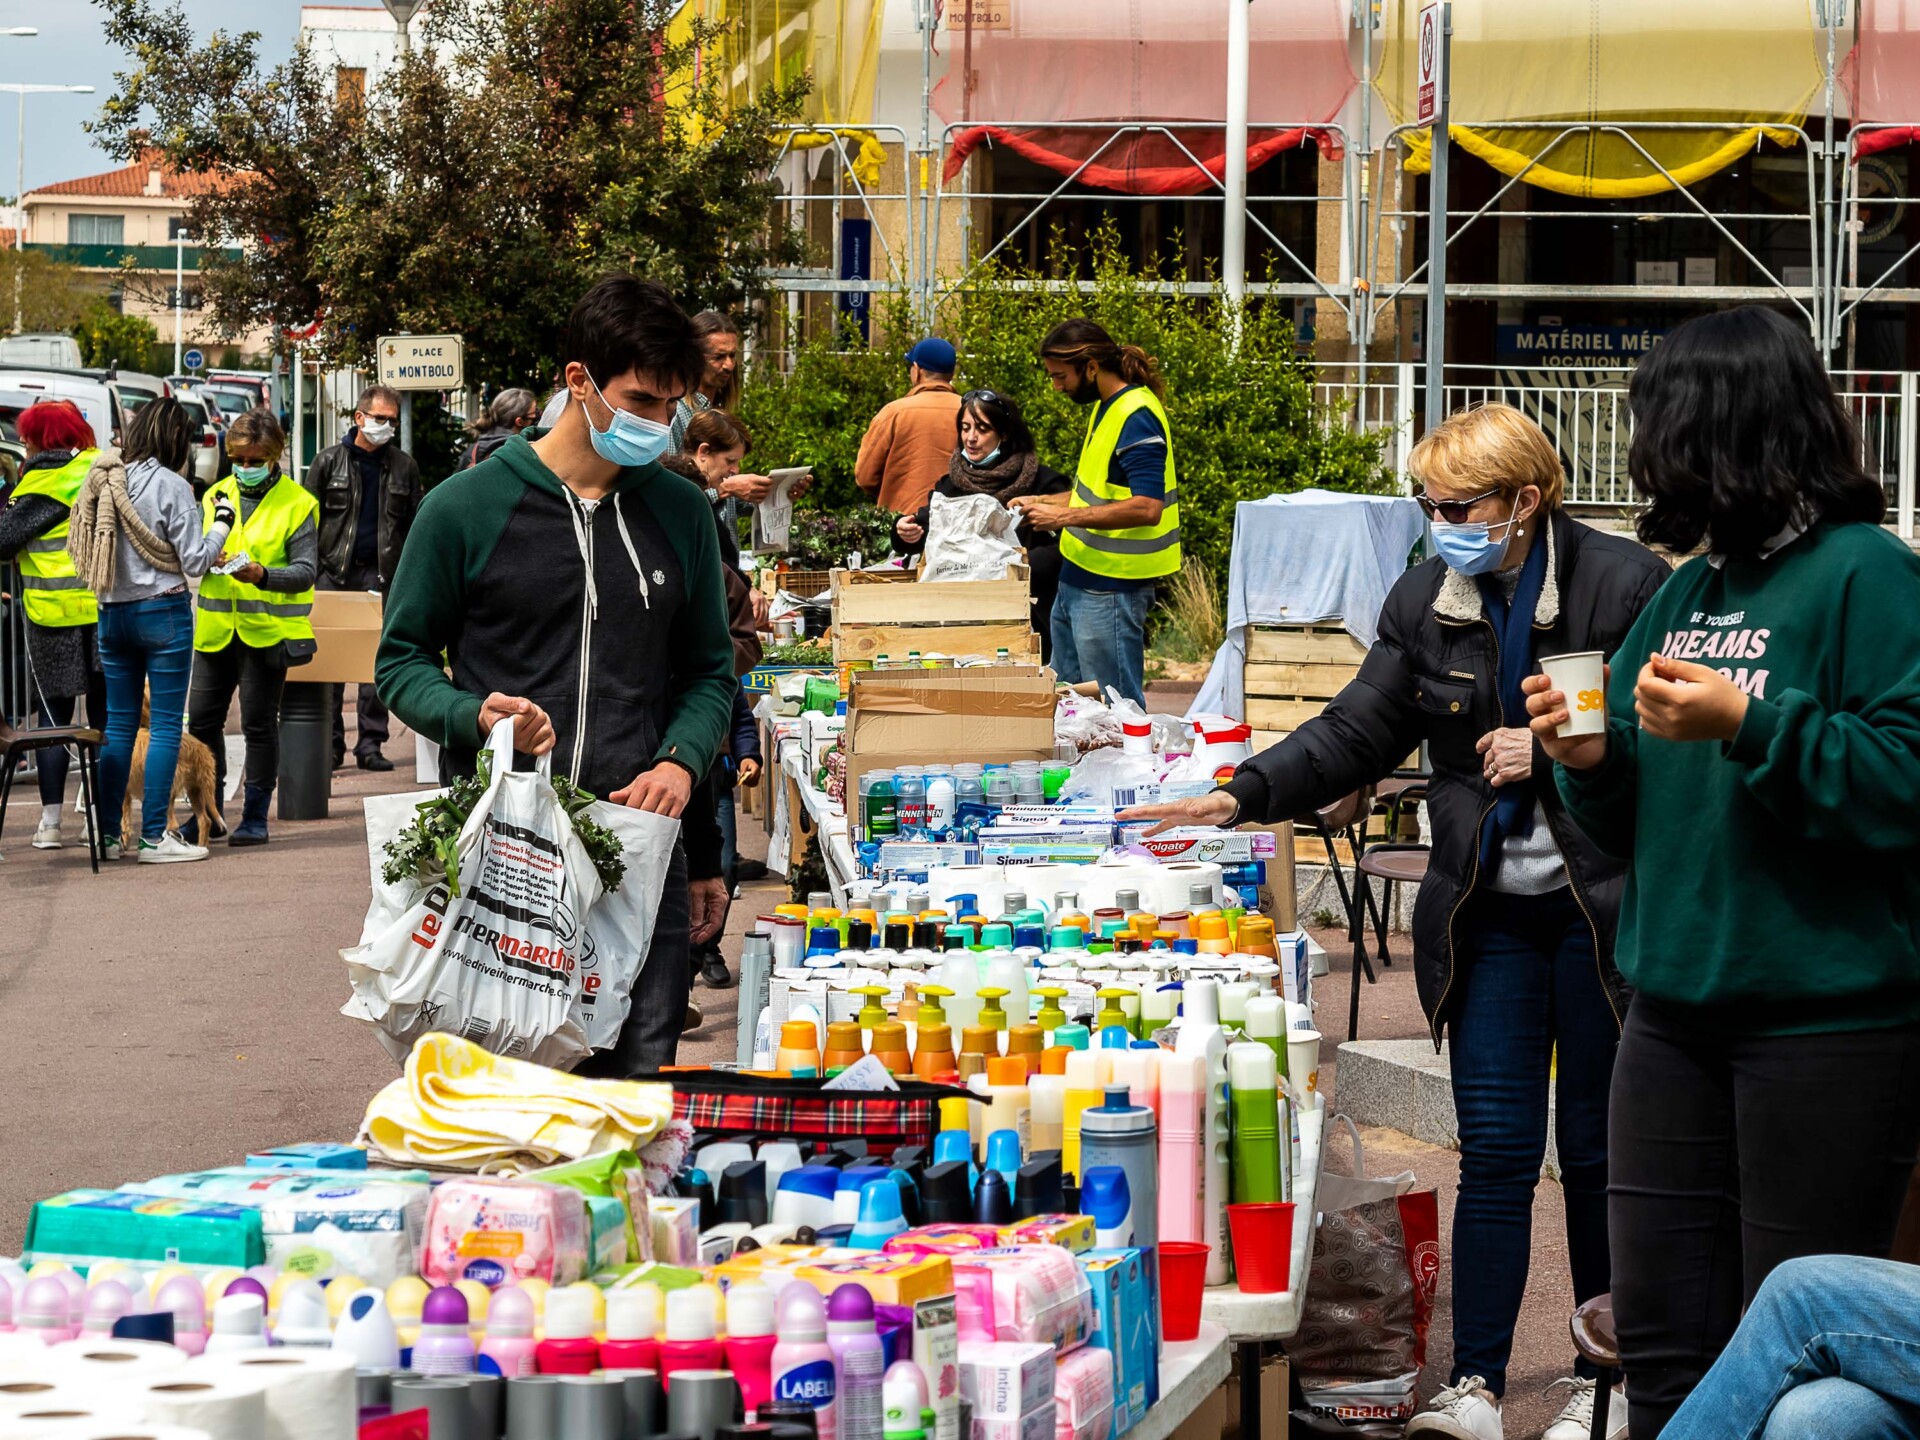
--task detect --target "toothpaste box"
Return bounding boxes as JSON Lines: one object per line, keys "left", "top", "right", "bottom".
{"left": 1078, "top": 1249, "right": 1160, "bottom": 1434}
{"left": 796, "top": 1251, "right": 955, "bottom": 1307}
{"left": 1111, "top": 826, "right": 1279, "bottom": 864}
{"left": 971, "top": 1402, "right": 1058, "bottom": 1440}
{"left": 959, "top": 1341, "right": 1058, "bottom": 1417}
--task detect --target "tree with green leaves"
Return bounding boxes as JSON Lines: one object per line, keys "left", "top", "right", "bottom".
{"left": 91, "top": 0, "right": 809, "bottom": 386}
{"left": 71, "top": 299, "right": 159, "bottom": 370}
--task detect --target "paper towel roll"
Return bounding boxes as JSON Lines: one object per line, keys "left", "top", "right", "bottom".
{"left": 136, "top": 1377, "right": 269, "bottom": 1440}
{"left": 46, "top": 1339, "right": 189, "bottom": 1381}
{"left": 196, "top": 1352, "right": 356, "bottom": 1440}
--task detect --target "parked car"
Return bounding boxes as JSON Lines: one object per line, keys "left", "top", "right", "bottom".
{"left": 175, "top": 393, "right": 225, "bottom": 493}
{"left": 204, "top": 370, "right": 274, "bottom": 409}
{"left": 0, "top": 333, "right": 84, "bottom": 370}
{"left": 199, "top": 384, "right": 260, "bottom": 426}
{"left": 0, "top": 371, "right": 121, "bottom": 448}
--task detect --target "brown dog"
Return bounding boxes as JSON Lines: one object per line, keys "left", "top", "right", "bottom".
{"left": 121, "top": 694, "right": 222, "bottom": 849}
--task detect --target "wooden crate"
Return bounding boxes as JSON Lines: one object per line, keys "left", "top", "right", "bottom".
{"left": 830, "top": 566, "right": 1039, "bottom": 664}
{"left": 1243, "top": 624, "right": 1367, "bottom": 736}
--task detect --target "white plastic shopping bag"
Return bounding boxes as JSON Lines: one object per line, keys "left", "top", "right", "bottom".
{"left": 342, "top": 720, "right": 604, "bottom": 1065}
{"left": 569, "top": 803, "right": 681, "bottom": 1051}
{"left": 920, "top": 492, "right": 1024, "bottom": 582}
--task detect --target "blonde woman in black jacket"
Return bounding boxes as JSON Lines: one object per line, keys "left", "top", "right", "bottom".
{"left": 1125, "top": 404, "right": 1669, "bottom": 1440}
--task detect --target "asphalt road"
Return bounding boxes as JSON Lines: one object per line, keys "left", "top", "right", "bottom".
{"left": 2, "top": 699, "right": 1580, "bottom": 1437}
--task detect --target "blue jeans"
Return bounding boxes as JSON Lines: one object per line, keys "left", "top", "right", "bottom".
{"left": 1664, "top": 1256, "right": 1920, "bottom": 1439}
{"left": 96, "top": 592, "right": 196, "bottom": 844}
{"left": 1051, "top": 579, "right": 1152, "bottom": 707}
{"left": 717, "top": 785, "right": 738, "bottom": 886}
{"left": 1448, "top": 885, "right": 1617, "bottom": 1396}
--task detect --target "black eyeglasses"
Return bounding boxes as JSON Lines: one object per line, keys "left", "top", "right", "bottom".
{"left": 1415, "top": 486, "right": 1502, "bottom": 524}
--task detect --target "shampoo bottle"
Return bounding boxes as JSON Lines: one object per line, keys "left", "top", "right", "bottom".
{"left": 1227, "top": 1042, "right": 1283, "bottom": 1204}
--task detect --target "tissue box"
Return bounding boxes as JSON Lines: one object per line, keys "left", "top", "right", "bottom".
{"left": 118, "top": 1168, "right": 427, "bottom": 1284}
{"left": 999, "top": 1216, "right": 1095, "bottom": 1254}
{"left": 649, "top": 1196, "right": 703, "bottom": 1268}
{"left": 421, "top": 1179, "right": 590, "bottom": 1287}
{"left": 796, "top": 1252, "right": 955, "bottom": 1307}
{"left": 972, "top": 1404, "right": 1057, "bottom": 1440}
{"left": 245, "top": 1144, "right": 367, "bottom": 1170}
{"left": 959, "top": 1340, "right": 1057, "bottom": 1417}
{"left": 26, "top": 1190, "right": 265, "bottom": 1269}
{"left": 1078, "top": 1249, "right": 1160, "bottom": 1434}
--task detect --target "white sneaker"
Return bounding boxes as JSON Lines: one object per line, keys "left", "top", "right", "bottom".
{"left": 1543, "top": 1377, "right": 1627, "bottom": 1440}
{"left": 138, "top": 832, "right": 209, "bottom": 864}
{"left": 32, "top": 822, "right": 61, "bottom": 850}
{"left": 1406, "top": 1377, "right": 1504, "bottom": 1440}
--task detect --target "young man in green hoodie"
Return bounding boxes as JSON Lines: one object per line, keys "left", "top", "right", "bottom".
{"left": 1524, "top": 306, "right": 1920, "bottom": 1433}
{"left": 376, "top": 274, "right": 739, "bottom": 1073}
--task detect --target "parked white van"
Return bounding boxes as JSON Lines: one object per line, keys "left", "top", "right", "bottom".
{"left": 0, "top": 371, "right": 122, "bottom": 449}
{"left": 0, "top": 333, "right": 85, "bottom": 370}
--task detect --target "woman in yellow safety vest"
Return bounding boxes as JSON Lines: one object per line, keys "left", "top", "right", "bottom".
{"left": 185, "top": 409, "right": 318, "bottom": 847}
{"left": 0, "top": 399, "right": 104, "bottom": 852}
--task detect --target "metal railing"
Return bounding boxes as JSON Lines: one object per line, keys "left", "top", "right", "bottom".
{"left": 1, "top": 564, "right": 29, "bottom": 727}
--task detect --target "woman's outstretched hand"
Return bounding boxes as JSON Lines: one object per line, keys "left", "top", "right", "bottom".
{"left": 1523, "top": 669, "right": 1610, "bottom": 770}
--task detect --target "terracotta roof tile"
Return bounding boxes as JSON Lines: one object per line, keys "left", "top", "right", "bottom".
{"left": 28, "top": 148, "right": 227, "bottom": 201}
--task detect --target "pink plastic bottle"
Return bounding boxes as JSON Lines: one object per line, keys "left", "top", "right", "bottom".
{"left": 656, "top": 1287, "right": 725, "bottom": 1389}
{"left": 533, "top": 1286, "right": 600, "bottom": 1376}
{"left": 155, "top": 1276, "right": 206, "bottom": 1356}
{"left": 478, "top": 1285, "right": 539, "bottom": 1378}
{"left": 600, "top": 1286, "right": 661, "bottom": 1373}
{"left": 724, "top": 1283, "right": 778, "bottom": 1415}
{"left": 770, "top": 1281, "right": 837, "bottom": 1440}
{"left": 1157, "top": 1051, "right": 1206, "bottom": 1249}
{"left": 17, "top": 1276, "right": 78, "bottom": 1344}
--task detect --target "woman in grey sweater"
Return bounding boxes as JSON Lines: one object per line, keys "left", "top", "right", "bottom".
{"left": 74, "top": 399, "right": 233, "bottom": 862}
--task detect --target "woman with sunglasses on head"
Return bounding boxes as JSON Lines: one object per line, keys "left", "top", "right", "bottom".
{"left": 892, "top": 388, "right": 1065, "bottom": 659}
{"left": 1125, "top": 402, "right": 1669, "bottom": 1440}
{"left": 1525, "top": 307, "right": 1920, "bottom": 1438}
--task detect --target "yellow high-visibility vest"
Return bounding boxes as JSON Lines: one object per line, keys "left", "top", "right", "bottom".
{"left": 1058, "top": 386, "right": 1182, "bottom": 582}
{"left": 195, "top": 475, "right": 318, "bottom": 651}
{"left": 11, "top": 449, "right": 99, "bottom": 627}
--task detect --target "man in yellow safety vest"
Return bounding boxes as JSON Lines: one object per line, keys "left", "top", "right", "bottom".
{"left": 1012, "top": 318, "right": 1180, "bottom": 706}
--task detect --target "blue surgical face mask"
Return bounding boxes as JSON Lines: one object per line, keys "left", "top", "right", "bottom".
{"left": 965, "top": 446, "right": 1003, "bottom": 469}
{"left": 233, "top": 463, "right": 274, "bottom": 490}
{"left": 582, "top": 373, "right": 673, "bottom": 468}
{"left": 1429, "top": 514, "right": 1517, "bottom": 576}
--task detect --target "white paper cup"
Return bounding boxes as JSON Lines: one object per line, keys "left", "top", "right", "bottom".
{"left": 1539, "top": 650, "right": 1608, "bottom": 737}
{"left": 1287, "top": 1029, "right": 1322, "bottom": 1097}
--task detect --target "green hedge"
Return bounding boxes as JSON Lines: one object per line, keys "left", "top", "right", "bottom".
{"left": 736, "top": 225, "right": 1394, "bottom": 587}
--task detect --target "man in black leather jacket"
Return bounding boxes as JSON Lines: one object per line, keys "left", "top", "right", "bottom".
{"left": 303, "top": 383, "right": 423, "bottom": 771}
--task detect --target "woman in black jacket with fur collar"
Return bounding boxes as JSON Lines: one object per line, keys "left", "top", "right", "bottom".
{"left": 1126, "top": 404, "right": 1669, "bottom": 1440}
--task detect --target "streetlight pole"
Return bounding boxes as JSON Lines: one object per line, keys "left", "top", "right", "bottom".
{"left": 1222, "top": 0, "right": 1250, "bottom": 353}
{"left": 381, "top": 0, "right": 423, "bottom": 60}
{"left": 173, "top": 229, "right": 197, "bottom": 374}
{"left": 0, "top": 81, "right": 96, "bottom": 334}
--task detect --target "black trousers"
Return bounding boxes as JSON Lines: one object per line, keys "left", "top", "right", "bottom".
{"left": 186, "top": 637, "right": 288, "bottom": 802}
{"left": 35, "top": 674, "right": 106, "bottom": 806}
{"left": 321, "top": 560, "right": 389, "bottom": 760}
{"left": 574, "top": 843, "right": 691, "bottom": 1077}
{"left": 1609, "top": 997, "right": 1920, "bottom": 1437}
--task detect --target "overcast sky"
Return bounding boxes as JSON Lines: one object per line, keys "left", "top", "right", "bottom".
{"left": 7, "top": 1, "right": 309, "bottom": 193}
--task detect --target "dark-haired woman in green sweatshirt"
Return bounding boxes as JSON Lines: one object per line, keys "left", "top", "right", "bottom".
{"left": 1525, "top": 306, "right": 1920, "bottom": 1438}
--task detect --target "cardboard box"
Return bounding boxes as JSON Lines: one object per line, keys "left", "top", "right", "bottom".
{"left": 1079, "top": 1249, "right": 1159, "bottom": 1434}
{"left": 916, "top": 1293, "right": 963, "bottom": 1440}
{"left": 1224, "top": 1353, "right": 1290, "bottom": 1440}
{"left": 959, "top": 1340, "right": 1057, "bottom": 1417}
{"left": 970, "top": 1402, "right": 1057, "bottom": 1440}
{"left": 832, "top": 567, "right": 1038, "bottom": 664}
{"left": 648, "top": 1195, "right": 701, "bottom": 1267}
{"left": 304, "top": 589, "right": 382, "bottom": 684}
{"left": 795, "top": 1251, "right": 956, "bottom": 1307}
{"left": 844, "top": 667, "right": 1057, "bottom": 812}
{"left": 1169, "top": 1385, "right": 1226, "bottom": 1440}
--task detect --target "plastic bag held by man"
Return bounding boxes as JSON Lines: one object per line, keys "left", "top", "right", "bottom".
{"left": 342, "top": 719, "right": 608, "bottom": 1065}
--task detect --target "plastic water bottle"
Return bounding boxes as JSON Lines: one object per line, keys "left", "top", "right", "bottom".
{"left": 924, "top": 770, "right": 956, "bottom": 842}
{"left": 896, "top": 767, "right": 928, "bottom": 840}
{"left": 954, "top": 765, "right": 989, "bottom": 842}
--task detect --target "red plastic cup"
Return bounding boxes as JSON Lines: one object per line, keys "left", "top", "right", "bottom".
{"left": 1227, "top": 1203, "right": 1296, "bottom": 1294}
{"left": 1157, "top": 1240, "right": 1210, "bottom": 1341}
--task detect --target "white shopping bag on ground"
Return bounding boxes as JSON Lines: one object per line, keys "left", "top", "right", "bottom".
{"left": 342, "top": 719, "right": 603, "bottom": 1065}
{"left": 569, "top": 803, "right": 680, "bottom": 1051}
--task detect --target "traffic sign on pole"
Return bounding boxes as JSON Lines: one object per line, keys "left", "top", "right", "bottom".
{"left": 183, "top": 348, "right": 205, "bottom": 372}
{"left": 1416, "top": 3, "right": 1443, "bottom": 127}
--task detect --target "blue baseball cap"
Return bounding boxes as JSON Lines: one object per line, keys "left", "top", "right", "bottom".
{"left": 905, "top": 337, "right": 957, "bottom": 373}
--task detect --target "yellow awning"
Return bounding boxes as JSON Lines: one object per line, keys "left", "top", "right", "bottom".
{"left": 1375, "top": 0, "right": 1825, "bottom": 199}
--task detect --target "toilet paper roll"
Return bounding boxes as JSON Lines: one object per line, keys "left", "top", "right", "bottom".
{"left": 46, "top": 1339, "right": 189, "bottom": 1381}
{"left": 199, "top": 1351, "right": 357, "bottom": 1440}
{"left": 389, "top": 1376, "right": 471, "bottom": 1440}
{"left": 554, "top": 1375, "right": 623, "bottom": 1440}
{"left": 0, "top": 1411, "right": 156, "bottom": 1440}
{"left": 60, "top": 1428, "right": 213, "bottom": 1440}
{"left": 0, "top": 1383, "right": 81, "bottom": 1418}
{"left": 137, "top": 1376, "right": 270, "bottom": 1440}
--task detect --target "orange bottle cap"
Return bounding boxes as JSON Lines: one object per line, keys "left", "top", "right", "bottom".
{"left": 870, "top": 1021, "right": 909, "bottom": 1052}
{"left": 1195, "top": 913, "right": 1230, "bottom": 939}
{"left": 825, "top": 1021, "right": 863, "bottom": 1048}
{"left": 1006, "top": 1024, "right": 1043, "bottom": 1056}
{"left": 1240, "top": 916, "right": 1275, "bottom": 941}
{"left": 916, "top": 1022, "right": 953, "bottom": 1053}
{"left": 987, "top": 1056, "right": 1027, "bottom": 1086}
{"left": 960, "top": 1025, "right": 998, "bottom": 1054}
{"left": 779, "top": 1020, "right": 818, "bottom": 1049}
{"left": 1041, "top": 1045, "right": 1071, "bottom": 1075}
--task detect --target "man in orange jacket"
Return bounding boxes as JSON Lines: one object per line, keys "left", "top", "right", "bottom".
{"left": 854, "top": 338, "right": 963, "bottom": 514}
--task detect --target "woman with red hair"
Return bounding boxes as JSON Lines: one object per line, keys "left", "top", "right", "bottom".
{"left": 0, "top": 399, "right": 105, "bottom": 852}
